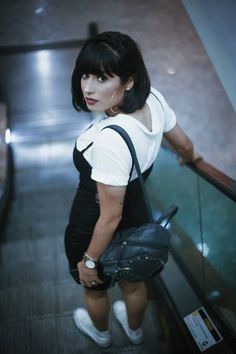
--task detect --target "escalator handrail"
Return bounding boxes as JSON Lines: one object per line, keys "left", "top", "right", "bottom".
{"left": 162, "top": 140, "right": 236, "bottom": 202}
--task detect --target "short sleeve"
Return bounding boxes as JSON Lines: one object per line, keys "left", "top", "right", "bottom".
{"left": 163, "top": 105, "right": 176, "bottom": 132}
{"left": 90, "top": 129, "right": 132, "bottom": 186}
{"left": 151, "top": 87, "right": 177, "bottom": 133}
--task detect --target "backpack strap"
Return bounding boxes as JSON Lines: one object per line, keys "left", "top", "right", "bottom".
{"left": 103, "top": 125, "right": 154, "bottom": 223}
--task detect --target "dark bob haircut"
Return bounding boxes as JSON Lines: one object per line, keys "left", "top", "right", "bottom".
{"left": 71, "top": 31, "right": 150, "bottom": 114}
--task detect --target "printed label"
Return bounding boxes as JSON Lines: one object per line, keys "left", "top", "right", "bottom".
{"left": 184, "top": 307, "right": 222, "bottom": 352}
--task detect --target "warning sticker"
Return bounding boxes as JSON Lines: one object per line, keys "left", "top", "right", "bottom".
{"left": 184, "top": 307, "right": 222, "bottom": 352}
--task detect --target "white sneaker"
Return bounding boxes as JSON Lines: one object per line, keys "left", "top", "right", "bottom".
{"left": 73, "top": 308, "right": 111, "bottom": 347}
{"left": 113, "top": 300, "right": 143, "bottom": 344}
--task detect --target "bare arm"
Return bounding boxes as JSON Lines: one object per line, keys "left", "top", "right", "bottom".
{"left": 164, "top": 123, "right": 202, "bottom": 165}
{"left": 87, "top": 182, "right": 126, "bottom": 258}
{"left": 78, "top": 182, "right": 126, "bottom": 287}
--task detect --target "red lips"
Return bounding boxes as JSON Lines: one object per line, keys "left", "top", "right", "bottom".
{"left": 85, "top": 97, "right": 98, "bottom": 106}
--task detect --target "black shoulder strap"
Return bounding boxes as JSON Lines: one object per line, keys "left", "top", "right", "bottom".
{"left": 102, "top": 124, "right": 154, "bottom": 223}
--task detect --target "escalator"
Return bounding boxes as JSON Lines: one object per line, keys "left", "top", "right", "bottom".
{"left": 1, "top": 108, "right": 235, "bottom": 354}
{"left": 0, "top": 105, "right": 188, "bottom": 354}
{"left": 147, "top": 146, "right": 236, "bottom": 353}
{"left": 0, "top": 38, "right": 236, "bottom": 354}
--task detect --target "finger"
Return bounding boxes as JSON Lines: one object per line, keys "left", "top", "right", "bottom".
{"left": 87, "top": 279, "right": 103, "bottom": 287}
{"left": 86, "top": 281, "right": 99, "bottom": 288}
{"left": 82, "top": 281, "right": 92, "bottom": 288}
{"left": 94, "top": 277, "right": 104, "bottom": 284}
{"left": 83, "top": 279, "right": 98, "bottom": 287}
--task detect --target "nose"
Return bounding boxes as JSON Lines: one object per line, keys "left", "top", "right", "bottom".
{"left": 83, "top": 77, "right": 95, "bottom": 94}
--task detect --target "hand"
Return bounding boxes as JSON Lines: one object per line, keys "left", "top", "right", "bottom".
{"left": 77, "top": 261, "right": 103, "bottom": 288}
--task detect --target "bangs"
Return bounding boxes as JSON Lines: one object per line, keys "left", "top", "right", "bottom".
{"left": 77, "top": 41, "right": 121, "bottom": 77}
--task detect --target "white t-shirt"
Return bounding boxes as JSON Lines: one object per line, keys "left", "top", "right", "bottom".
{"left": 76, "top": 87, "right": 176, "bottom": 186}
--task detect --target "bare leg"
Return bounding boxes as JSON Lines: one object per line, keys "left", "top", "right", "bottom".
{"left": 118, "top": 280, "right": 147, "bottom": 330}
{"left": 84, "top": 288, "right": 110, "bottom": 331}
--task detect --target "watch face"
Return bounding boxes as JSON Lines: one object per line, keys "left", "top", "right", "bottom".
{"left": 85, "top": 259, "right": 96, "bottom": 269}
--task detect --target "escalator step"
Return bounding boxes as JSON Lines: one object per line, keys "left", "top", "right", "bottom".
{"left": 0, "top": 302, "right": 169, "bottom": 354}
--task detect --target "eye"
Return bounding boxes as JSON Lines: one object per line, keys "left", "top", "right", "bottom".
{"left": 81, "top": 73, "right": 89, "bottom": 80}
{"left": 97, "top": 75, "right": 107, "bottom": 82}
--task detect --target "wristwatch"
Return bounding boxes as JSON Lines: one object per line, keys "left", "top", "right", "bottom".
{"left": 83, "top": 252, "right": 98, "bottom": 269}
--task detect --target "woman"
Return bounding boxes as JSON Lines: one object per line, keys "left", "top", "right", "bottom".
{"left": 64, "top": 31, "right": 201, "bottom": 347}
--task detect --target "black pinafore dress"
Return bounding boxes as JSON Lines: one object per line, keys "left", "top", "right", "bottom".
{"left": 64, "top": 139, "right": 153, "bottom": 290}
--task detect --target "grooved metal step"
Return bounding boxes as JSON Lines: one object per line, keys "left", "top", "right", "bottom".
{"left": 0, "top": 302, "right": 169, "bottom": 354}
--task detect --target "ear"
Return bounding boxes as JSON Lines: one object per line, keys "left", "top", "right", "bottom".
{"left": 125, "top": 76, "right": 134, "bottom": 91}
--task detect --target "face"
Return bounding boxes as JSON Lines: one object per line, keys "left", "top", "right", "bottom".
{"left": 80, "top": 73, "right": 127, "bottom": 114}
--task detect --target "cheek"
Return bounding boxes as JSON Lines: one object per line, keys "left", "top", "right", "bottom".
{"left": 103, "top": 85, "right": 125, "bottom": 105}
{"left": 100, "top": 77, "right": 122, "bottom": 97}
{"left": 101, "top": 84, "right": 118, "bottom": 98}
{"left": 80, "top": 80, "right": 86, "bottom": 93}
